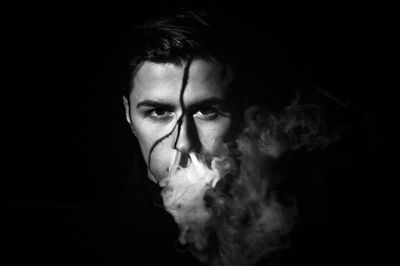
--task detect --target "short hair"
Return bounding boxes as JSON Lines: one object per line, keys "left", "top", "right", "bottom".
{"left": 119, "top": 10, "right": 237, "bottom": 99}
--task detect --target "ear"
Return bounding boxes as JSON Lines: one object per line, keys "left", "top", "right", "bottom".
{"left": 122, "top": 96, "right": 132, "bottom": 124}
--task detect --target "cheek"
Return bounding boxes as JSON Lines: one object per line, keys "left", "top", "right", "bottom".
{"left": 130, "top": 116, "right": 177, "bottom": 180}
{"left": 149, "top": 144, "right": 173, "bottom": 173}
{"left": 131, "top": 118, "right": 169, "bottom": 161}
{"left": 135, "top": 134, "right": 151, "bottom": 163}
{"left": 196, "top": 118, "right": 233, "bottom": 152}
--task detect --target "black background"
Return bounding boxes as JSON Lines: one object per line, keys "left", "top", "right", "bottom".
{"left": 3, "top": 1, "right": 391, "bottom": 265}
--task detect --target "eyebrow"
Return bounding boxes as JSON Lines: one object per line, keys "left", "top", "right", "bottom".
{"left": 136, "top": 100, "right": 173, "bottom": 109}
{"left": 136, "top": 97, "right": 229, "bottom": 110}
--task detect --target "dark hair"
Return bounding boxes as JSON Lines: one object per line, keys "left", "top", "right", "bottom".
{"left": 119, "top": 10, "right": 237, "bottom": 99}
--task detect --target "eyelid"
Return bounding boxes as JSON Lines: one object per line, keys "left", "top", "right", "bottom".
{"left": 136, "top": 100, "right": 174, "bottom": 110}
{"left": 143, "top": 108, "right": 174, "bottom": 122}
{"left": 193, "top": 107, "right": 219, "bottom": 119}
{"left": 140, "top": 105, "right": 174, "bottom": 111}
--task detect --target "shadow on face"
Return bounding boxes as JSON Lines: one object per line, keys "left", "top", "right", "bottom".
{"left": 124, "top": 58, "right": 238, "bottom": 183}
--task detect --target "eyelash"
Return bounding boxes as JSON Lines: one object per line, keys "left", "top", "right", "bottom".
{"left": 145, "top": 109, "right": 173, "bottom": 121}
{"left": 194, "top": 107, "right": 219, "bottom": 120}
{"left": 145, "top": 107, "right": 219, "bottom": 121}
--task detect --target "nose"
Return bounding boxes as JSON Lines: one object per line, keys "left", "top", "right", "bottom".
{"left": 173, "top": 116, "right": 199, "bottom": 154}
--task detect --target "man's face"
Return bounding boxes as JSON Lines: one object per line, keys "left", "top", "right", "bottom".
{"left": 124, "top": 59, "right": 235, "bottom": 183}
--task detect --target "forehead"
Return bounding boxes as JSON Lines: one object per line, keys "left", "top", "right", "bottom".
{"left": 130, "top": 59, "right": 232, "bottom": 105}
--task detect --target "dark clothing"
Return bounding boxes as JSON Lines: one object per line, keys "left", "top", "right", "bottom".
{"left": 98, "top": 167, "right": 204, "bottom": 266}
{"left": 5, "top": 157, "right": 204, "bottom": 266}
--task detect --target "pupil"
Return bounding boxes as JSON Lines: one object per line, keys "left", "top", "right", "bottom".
{"left": 201, "top": 108, "right": 213, "bottom": 115}
{"left": 155, "top": 109, "right": 165, "bottom": 116}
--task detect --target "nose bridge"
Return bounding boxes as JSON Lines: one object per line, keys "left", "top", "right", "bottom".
{"left": 173, "top": 115, "right": 198, "bottom": 153}
{"left": 172, "top": 58, "right": 198, "bottom": 154}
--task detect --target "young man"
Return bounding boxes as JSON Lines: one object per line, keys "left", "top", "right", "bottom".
{"left": 102, "top": 10, "right": 244, "bottom": 266}
{"left": 101, "top": 8, "right": 366, "bottom": 266}
{"left": 121, "top": 11, "right": 240, "bottom": 185}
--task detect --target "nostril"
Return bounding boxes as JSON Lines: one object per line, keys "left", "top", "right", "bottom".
{"left": 179, "top": 155, "right": 189, "bottom": 168}
{"left": 169, "top": 150, "right": 191, "bottom": 169}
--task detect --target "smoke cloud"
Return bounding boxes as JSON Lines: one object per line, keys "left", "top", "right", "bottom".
{"left": 160, "top": 92, "right": 340, "bottom": 266}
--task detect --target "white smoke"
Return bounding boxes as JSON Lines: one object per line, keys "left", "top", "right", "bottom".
{"left": 160, "top": 97, "right": 339, "bottom": 266}
{"left": 160, "top": 153, "right": 231, "bottom": 252}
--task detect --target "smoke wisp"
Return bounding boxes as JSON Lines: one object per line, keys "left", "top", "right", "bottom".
{"left": 160, "top": 94, "right": 339, "bottom": 266}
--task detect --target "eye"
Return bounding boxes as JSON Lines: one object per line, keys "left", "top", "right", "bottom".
{"left": 146, "top": 108, "right": 173, "bottom": 121}
{"left": 194, "top": 107, "right": 218, "bottom": 120}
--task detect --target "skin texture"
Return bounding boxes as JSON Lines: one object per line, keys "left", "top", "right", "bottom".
{"left": 123, "top": 59, "right": 234, "bottom": 183}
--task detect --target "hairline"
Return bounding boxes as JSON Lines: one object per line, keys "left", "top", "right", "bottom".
{"left": 125, "top": 55, "right": 234, "bottom": 101}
